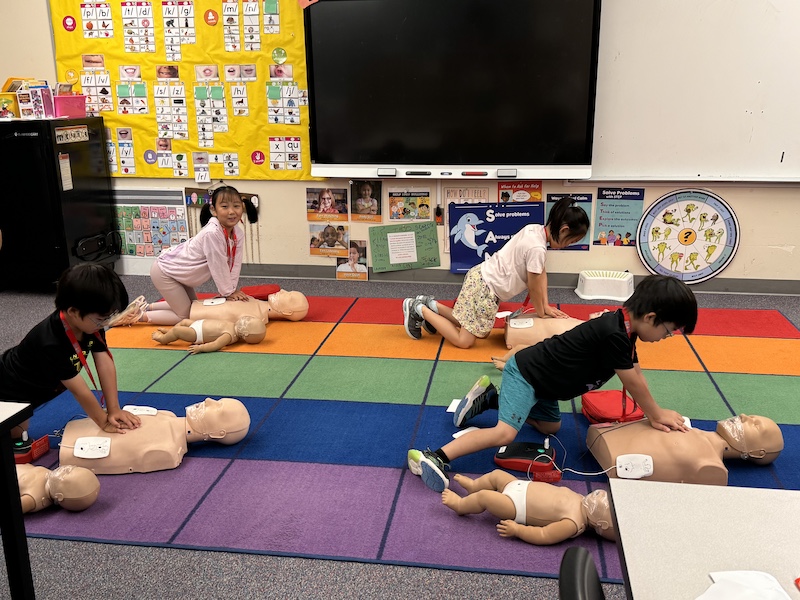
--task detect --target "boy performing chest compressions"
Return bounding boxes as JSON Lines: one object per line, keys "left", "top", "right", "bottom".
{"left": 408, "top": 275, "right": 698, "bottom": 492}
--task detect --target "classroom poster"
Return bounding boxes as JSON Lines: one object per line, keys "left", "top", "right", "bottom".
{"left": 593, "top": 187, "right": 644, "bottom": 247}
{"left": 49, "top": 0, "right": 314, "bottom": 180}
{"left": 448, "top": 202, "right": 545, "bottom": 274}
{"left": 335, "top": 238, "right": 368, "bottom": 280}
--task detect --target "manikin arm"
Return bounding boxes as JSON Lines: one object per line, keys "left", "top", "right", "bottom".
{"left": 496, "top": 518, "right": 579, "bottom": 545}
{"left": 189, "top": 333, "right": 234, "bottom": 354}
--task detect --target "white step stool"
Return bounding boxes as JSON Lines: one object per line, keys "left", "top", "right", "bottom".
{"left": 575, "top": 270, "right": 634, "bottom": 302}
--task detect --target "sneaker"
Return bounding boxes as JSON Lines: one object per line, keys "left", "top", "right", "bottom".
{"left": 107, "top": 295, "right": 148, "bottom": 327}
{"left": 402, "top": 297, "right": 424, "bottom": 340}
{"left": 407, "top": 449, "right": 449, "bottom": 491}
{"left": 453, "top": 375, "right": 498, "bottom": 427}
{"left": 416, "top": 295, "right": 438, "bottom": 335}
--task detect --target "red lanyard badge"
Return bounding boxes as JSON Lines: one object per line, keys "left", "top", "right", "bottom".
{"left": 620, "top": 307, "right": 635, "bottom": 359}
{"left": 59, "top": 310, "right": 113, "bottom": 409}
{"left": 224, "top": 227, "right": 237, "bottom": 272}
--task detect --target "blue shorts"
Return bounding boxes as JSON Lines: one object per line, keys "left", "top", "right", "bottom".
{"left": 498, "top": 355, "right": 562, "bottom": 431}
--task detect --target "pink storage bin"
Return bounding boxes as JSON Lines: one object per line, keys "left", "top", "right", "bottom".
{"left": 53, "top": 95, "right": 86, "bottom": 118}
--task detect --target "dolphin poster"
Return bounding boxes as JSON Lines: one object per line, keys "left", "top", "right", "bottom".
{"left": 448, "top": 201, "right": 545, "bottom": 274}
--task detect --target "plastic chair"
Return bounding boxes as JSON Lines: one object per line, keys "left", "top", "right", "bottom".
{"left": 558, "top": 546, "right": 606, "bottom": 600}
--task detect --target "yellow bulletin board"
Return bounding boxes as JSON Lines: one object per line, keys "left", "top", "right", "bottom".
{"left": 49, "top": 0, "right": 316, "bottom": 180}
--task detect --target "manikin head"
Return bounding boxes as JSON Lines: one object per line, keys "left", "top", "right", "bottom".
{"left": 267, "top": 290, "right": 309, "bottom": 321}
{"left": 185, "top": 397, "right": 250, "bottom": 445}
{"left": 46, "top": 465, "right": 101, "bottom": 511}
{"left": 716, "top": 414, "right": 784, "bottom": 465}
{"left": 582, "top": 489, "right": 616, "bottom": 541}
{"left": 234, "top": 315, "right": 266, "bottom": 344}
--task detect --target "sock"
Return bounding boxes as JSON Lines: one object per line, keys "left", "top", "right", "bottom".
{"left": 434, "top": 448, "right": 450, "bottom": 464}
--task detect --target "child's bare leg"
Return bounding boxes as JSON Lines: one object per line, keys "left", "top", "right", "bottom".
{"left": 442, "top": 488, "right": 516, "bottom": 519}
{"left": 421, "top": 306, "right": 477, "bottom": 349}
{"left": 440, "top": 422, "right": 518, "bottom": 462}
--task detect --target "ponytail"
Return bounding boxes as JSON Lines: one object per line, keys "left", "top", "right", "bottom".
{"left": 546, "top": 195, "right": 590, "bottom": 244}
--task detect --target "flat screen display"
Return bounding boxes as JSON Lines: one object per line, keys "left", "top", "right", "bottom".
{"left": 304, "top": 0, "right": 602, "bottom": 179}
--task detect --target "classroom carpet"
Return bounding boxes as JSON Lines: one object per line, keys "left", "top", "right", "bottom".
{"left": 22, "top": 298, "right": 800, "bottom": 583}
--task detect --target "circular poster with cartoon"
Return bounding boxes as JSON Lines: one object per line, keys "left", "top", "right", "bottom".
{"left": 636, "top": 189, "right": 740, "bottom": 284}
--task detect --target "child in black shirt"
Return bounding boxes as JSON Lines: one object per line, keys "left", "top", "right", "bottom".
{"left": 1, "top": 264, "right": 142, "bottom": 446}
{"left": 408, "top": 275, "right": 698, "bottom": 492}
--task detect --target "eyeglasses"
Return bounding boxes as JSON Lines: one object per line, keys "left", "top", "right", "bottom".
{"left": 662, "top": 323, "right": 673, "bottom": 338}
{"left": 88, "top": 313, "right": 116, "bottom": 329}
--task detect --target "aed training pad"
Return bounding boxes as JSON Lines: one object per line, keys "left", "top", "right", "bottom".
{"left": 494, "top": 441, "right": 556, "bottom": 473}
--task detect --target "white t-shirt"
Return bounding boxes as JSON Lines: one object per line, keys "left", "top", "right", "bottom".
{"left": 480, "top": 224, "right": 547, "bottom": 300}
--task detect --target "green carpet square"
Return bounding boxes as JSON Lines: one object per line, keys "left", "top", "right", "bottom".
{"left": 285, "top": 356, "right": 434, "bottom": 404}
{"left": 427, "top": 361, "right": 499, "bottom": 408}
{"left": 713, "top": 373, "right": 800, "bottom": 424}
{"left": 148, "top": 353, "right": 310, "bottom": 397}
{"left": 84, "top": 349, "right": 188, "bottom": 393}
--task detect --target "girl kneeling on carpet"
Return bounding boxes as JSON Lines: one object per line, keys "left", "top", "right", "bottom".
{"left": 115, "top": 185, "right": 259, "bottom": 326}
{"left": 402, "top": 195, "right": 589, "bottom": 348}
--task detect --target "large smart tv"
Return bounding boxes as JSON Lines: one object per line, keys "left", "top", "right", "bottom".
{"left": 304, "top": 0, "right": 602, "bottom": 180}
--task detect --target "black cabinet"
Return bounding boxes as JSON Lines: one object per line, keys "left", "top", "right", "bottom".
{"left": 0, "top": 117, "right": 119, "bottom": 291}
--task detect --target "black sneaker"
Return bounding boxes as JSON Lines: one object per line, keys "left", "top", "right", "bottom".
{"left": 416, "top": 295, "right": 438, "bottom": 335}
{"left": 407, "top": 448, "right": 449, "bottom": 491}
{"left": 402, "top": 297, "right": 423, "bottom": 340}
{"left": 453, "top": 375, "right": 498, "bottom": 427}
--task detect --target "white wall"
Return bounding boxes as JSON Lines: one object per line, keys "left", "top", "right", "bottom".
{"left": 3, "top": 1, "right": 799, "bottom": 290}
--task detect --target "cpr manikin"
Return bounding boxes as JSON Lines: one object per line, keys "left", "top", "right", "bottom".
{"left": 59, "top": 397, "right": 250, "bottom": 474}
{"left": 17, "top": 464, "right": 100, "bottom": 513}
{"left": 586, "top": 414, "right": 784, "bottom": 485}
{"left": 152, "top": 315, "right": 266, "bottom": 353}
{"left": 143, "top": 290, "right": 309, "bottom": 325}
{"left": 441, "top": 469, "right": 615, "bottom": 545}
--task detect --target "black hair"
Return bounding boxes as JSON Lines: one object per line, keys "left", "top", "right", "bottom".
{"left": 545, "top": 196, "right": 590, "bottom": 244}
{"left": 55, "top": 264, "right": 129, "bottom": 317}
{"left": 623, "top": 275, "right": 698, "bottom": 334}
{"left": 199, "top": 185, "right": 259, "bottom": 226}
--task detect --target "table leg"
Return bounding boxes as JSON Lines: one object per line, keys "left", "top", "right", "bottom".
{"left": 0, "top": 433, "right": 35, "bottom": 599}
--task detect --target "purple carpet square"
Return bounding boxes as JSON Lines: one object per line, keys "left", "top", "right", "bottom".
{"left": 173, "top": 461, "right": 400, "bottom": 558}
{"left": 25, "top": 457, "right": 228, "bottom": 543}
{"left": 381, "top": 472, "right": 621, "bottom": 579}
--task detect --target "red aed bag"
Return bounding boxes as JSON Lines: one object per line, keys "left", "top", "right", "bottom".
{"left": 580, "top": 387, "right": 645, "bottom": 424}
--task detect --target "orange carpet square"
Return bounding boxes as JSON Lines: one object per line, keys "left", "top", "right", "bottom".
{"left": 317, "top": 323, "right": 440, "bottom": 359}
{"left": 689, "top": 336, "right": 800, "bottom": 376}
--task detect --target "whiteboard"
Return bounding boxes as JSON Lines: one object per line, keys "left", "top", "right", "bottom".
{"left": 591, "top": 0, "right": 800, "bottom": 181}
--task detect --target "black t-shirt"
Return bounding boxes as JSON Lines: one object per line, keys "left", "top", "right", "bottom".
{"left": 0, "top": 310, "right": 108, "bottom": 407}
{"left": 514, "top": 309, "right": 637, "bottom": 401}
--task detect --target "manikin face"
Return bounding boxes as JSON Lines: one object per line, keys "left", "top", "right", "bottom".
{"left": 582, "top": 489, "right": 616, "bottom": 541}
{"left": 185, "top": 397, "right": 251, "bottom": 445}
{"left": 267, "top": 290, "right": 308, "bottom": 315}
{"left": 234, "top": 315, "right": 266, "bottom": 343}
{"left": 716, "top": 414, "right": 784, "bottom": 463}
